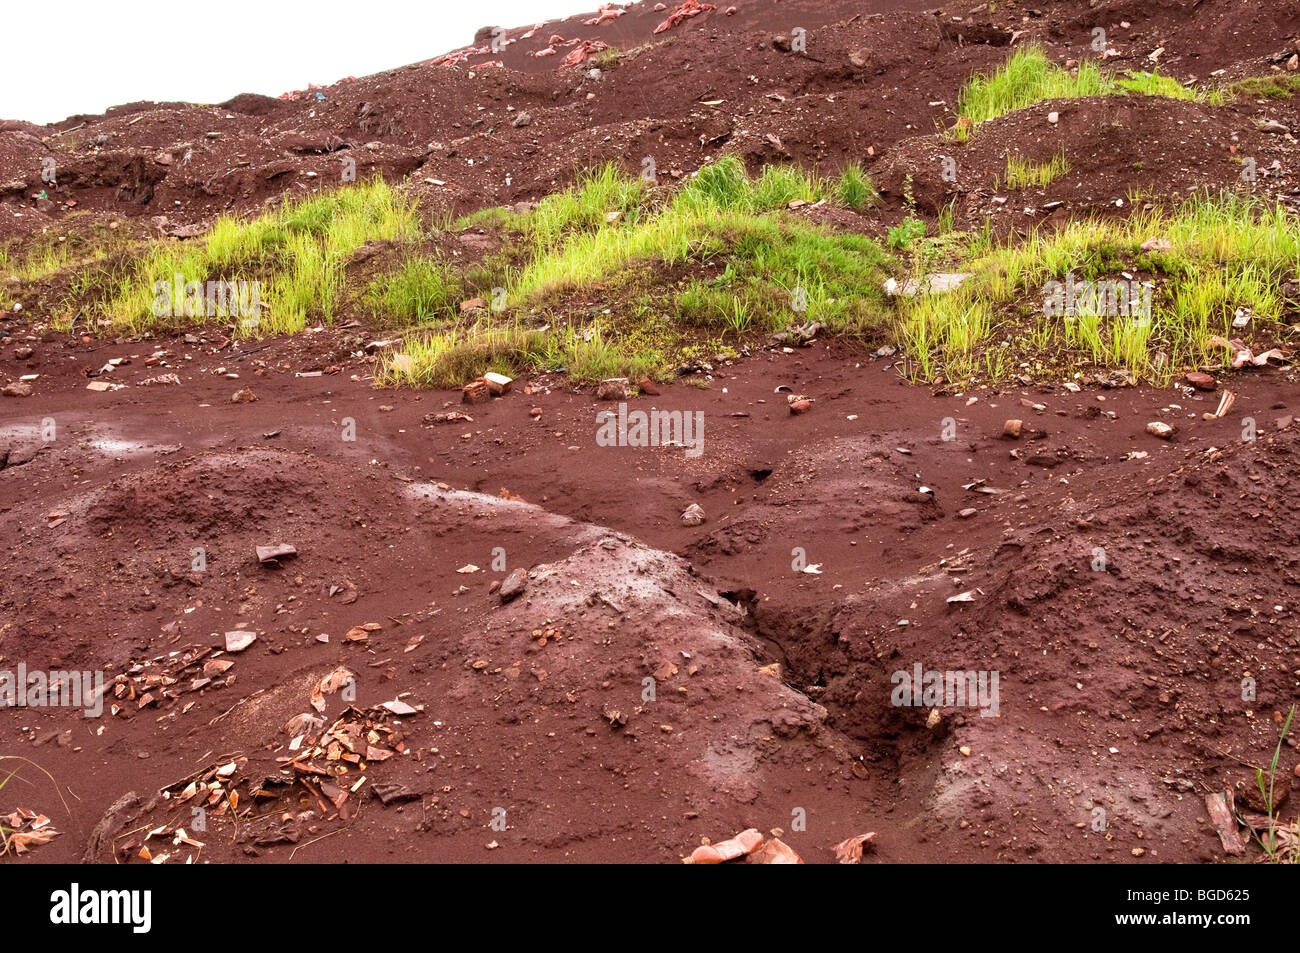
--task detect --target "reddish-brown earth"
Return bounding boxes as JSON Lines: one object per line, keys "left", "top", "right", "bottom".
{"left": 2, "top": 0, "right": 1299, "bottom": 864}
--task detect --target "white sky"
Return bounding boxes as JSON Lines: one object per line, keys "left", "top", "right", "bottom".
{"left": 3, "top": 0, "right": 601, "bottom": 125}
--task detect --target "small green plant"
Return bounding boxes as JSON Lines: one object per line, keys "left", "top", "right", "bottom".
{"left": 888, "top": 216, "right": 926, "bottom": 249}
{"left": 1254, "top": 705, "right": 1297, "bottom": 863}
{"left": 835, "top": 163, "right": 878, "bottom": 210}
{"left": 592, "top": 47, "right": 622, "bottom": 70}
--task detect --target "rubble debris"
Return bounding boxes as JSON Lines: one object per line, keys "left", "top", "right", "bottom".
{"left": 256, "top": 543, "right": 297, "bottom": 564}
{"left": 833, "top": 832, "right": 878, "bottom": 863}
{"left": 689, "top": 827, "right": 764, "bottom": 863}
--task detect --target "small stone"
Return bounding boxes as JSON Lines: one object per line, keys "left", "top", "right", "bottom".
{"left": 596, "top": 378, "right": 631, "bottom": 401}
{"left": 681, "top": 503, "right": 706, "bottom": 526}
{"left": 2, "top": 381, "right": 32, "bottom": 397}
{"left": 459, "top": 297, "right": 487, "bottom": 313}
{"left": 1003, "top": 419, "right": 1023, "bottom": 439}
{"left": 511, "top": 111, "right": 532, "bottom": 128}
{"left": 483, "top": 371, "right": 512, "bottom": 396}
{"left": 1047, "top": 111, "right": 1059, "bottom": 124}
{"left": 1185, "top": 372, "right": 1216, "bottom": 391}
{"left": 231, "top": 387, "right": 257, "bottom": 403}
{"left": 499, "top": 568, "right": 528, "bottom": 603}
{"left": 224, "top": 630, "right": 257, "bottom": 652}
{"left": 1146, "top": 421, "right": 1175, "bottom": 440}
{"left": 638, "top": 376, "right": 660, "bottom": 396}
{"left": 14, "top": 346, "right": 33, "bottom": 360}
{"left": 462, "top": 379, "right": 491, "bottom": 404}
{"left": 957, "top": 508, "right": 978, "bottom": 519}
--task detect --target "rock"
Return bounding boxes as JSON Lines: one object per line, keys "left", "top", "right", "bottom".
{"left": 1256, "top": 118, "right": 1290, "bottom": 135}
{"left": 691, "top": 828, "right": 765, "bottom": 864}
{"left": 1238, "top": 772, "right": 1290, "bottom": 813}
{"left": 772, "top": 34, "right": 791, "bottom": 52}
{"left": 638, "top": 376, "right": 660, "bottom": 396}
{"left": 14, "top": 346, "right": 33, "bottom": 360}
{"left": 681, "top": 503, "right": 706, "bottom": 526}
{"left": 499, "top": 568, "right": 528, "bottom": 603}
{"left": 511, "top": 111, "right": 532, "bottom": 128}
{"left": 596, "top": 378, "right": 631, "bottom": 400}
{"left": 788, "top": 399, "right": 812, "bottom": 415}
{"left": 1003, "top": 419, "right": 1023, "bottom": 439}
{"left": 1047, "top": 111, "right": 1059, "bottom": 124}
{"left": 2, "top": 382, "right": 32, "bottom": 397}
{"left": 483, "top": 371, "right": 512, "bottom": 396}
{"left": 231, "top": 387, "right": 257, "bottom": 403}
{"left": 462, "top": 378, "right": 491, "bottom": 403}
{"left": 1185, "top": 371, "right": 1216, "bottom": 391}
{"left": 256, "top": 543, "right": 297, "bottom": 563}
{"left": 1146, "top": 421, "right": 1175, "bottom": 440}
{"left": 957, "top": 508, "right": 978, "bottom": 519}
{"left": 887, "top": 273, "right": 972, "bottom": 297}
{"left": 224, "top": 630, "right": 257, "bottom": 652}
{"left": 459, "top": 297, "right": 487, "bottom": 312}
{"left": 747, "top": 838, "right": 804, "bottom": 864}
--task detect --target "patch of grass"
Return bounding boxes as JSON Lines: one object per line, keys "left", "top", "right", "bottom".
{"left": 835, "top": 163, "right": 878, "bottom": 210}
{"left": 382, "top": 158, "right": 892, "bottom": 385}
{"left": 898, "top": 191, "right": 1300, "bottom": 386}
{"left": 955, "top": 47, "right": 1217, "bottom": 131}
{"left": 1116, "top": 69, "right": 1221, "bottom": 104}
{"left": 93, "top": 177, "right": 420, "bottom": 336}
{"left": 957, "top": 47, "right": 1110, "bottom": 124}
{"left": 1001, "top": 151, "right": 1071, "bottom": 190}
{"left": 1224, "top": 74, "right": 1300, "bottom": 100}
{"left": 366, "top": 258, "right": 462, "bottom": 324}
{"left": 528, "top": 162, "right": 647, "bottom": 246}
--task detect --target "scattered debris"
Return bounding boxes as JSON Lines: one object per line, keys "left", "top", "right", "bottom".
{"left": 832, "top": 831, "right": 877, "bottom": 864}
{"left": 256, "top": 543, "right": 297, "bottom": 564}
{"left": 1204, "top": 790, "right": 1246, "bottom": 856}
{"left": 688, "top": 827, "right": 763, "bottom": 863}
